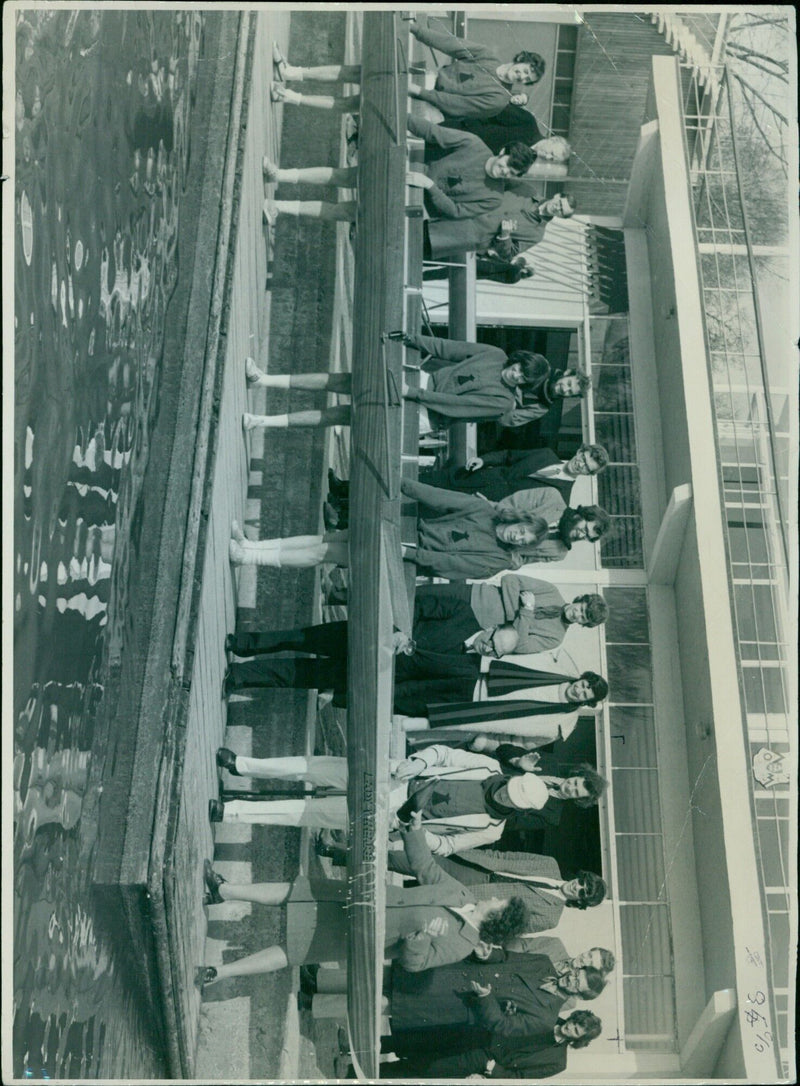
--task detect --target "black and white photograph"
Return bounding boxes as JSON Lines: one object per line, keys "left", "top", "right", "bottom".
{"left": 4, "top": 4, "right": 797, "bottom": 1082}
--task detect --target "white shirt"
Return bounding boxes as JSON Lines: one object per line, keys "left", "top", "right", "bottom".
{"left": 529, "top": 461, "right": 575, "bottom": 484}
{"left": 474, "top": 680, "right": 569, "bottom": 704}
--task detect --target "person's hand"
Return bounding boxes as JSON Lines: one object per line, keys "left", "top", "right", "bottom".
{"left": 470, "top": 981, "right": 492, "bottom": 998}
{"left": 406, "top": 170, "right": 432, "bottom": 189}
{"left": 501, "top": 219, "right": 518, "bottom": 234}
{"left": 407, "top": 16, "right": 420, "bottom": 34}
{"left": 407, "top": 82, "right": 423, "bottom": 98}
{"left": 519, "top": 590, "right": 537, "bottom": 610}
{"left": 393, "top": 631, "right": 416, "bottom": 655}
{"left": 465, "top": 1075, "right": 486, "bottom": 1081}
{"left": 393, "top": 757, "right": 422, "bottom": 780}
{"left": 465, "top": 457, "right": 484, "bottom": 472}
{"left": 510, "top": 92, "right": 528, "bottom": 106}
{"left": 500, "top": 999, "right": 518, "bottom": 1016}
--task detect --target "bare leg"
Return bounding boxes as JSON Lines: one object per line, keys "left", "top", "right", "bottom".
{"left": 286, "top": 64, "right": 361, "bottom": 83}
{"left": 264, "top": 200, "right": 357, "bottom": 224}
{"left": 218, "top": 881, "right": 292, "bottom": 905}
{"left": 272, "top": 86, "right": 361, "bottom": 112}
{"left": 243, "top": 405, "right": 351, "bottom": 429}
{"left": 265, "top": 165, "right": 357, "bottom": 188}
{"left": 245, "top": 367, "right": 351, "bottom": 394}
{"left": 213, "top": 945, "right": 290, "bottom": 980}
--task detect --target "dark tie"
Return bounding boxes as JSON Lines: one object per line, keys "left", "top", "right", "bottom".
{"left": 534, "top": 606, "right": 563, "bottom": 620}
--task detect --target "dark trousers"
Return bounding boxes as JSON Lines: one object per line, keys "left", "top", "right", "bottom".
{"left": 227, "top": 621, "right": 348, "bottom": 700}
{"left": 229, "top": 621, "right": 348, "bottom": 658}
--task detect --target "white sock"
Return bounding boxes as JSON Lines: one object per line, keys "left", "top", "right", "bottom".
{"left": 274, "top": 200, "right": 301, "bottom": 215}
{"left": 278, "top": 168, "right": 300, "bottom": 183}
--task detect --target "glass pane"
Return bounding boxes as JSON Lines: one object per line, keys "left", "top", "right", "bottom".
{"left": 607, "top": 643, "right": 653, "bottom": 703}
{"left": 743, "top": 667, "right": 787, "bottom": 714}
{"left": 594, "top": 365, "right": 633, "bottom": 412}
{"left": 727, "top": 524, "right": 769, "bottom": 565}
{"left": 594, "top": 412, "right": 637, "bottom": 462}
{"left": 557, "top": 24, "right": 578, "bottom": 50}
{"left": 616, "top": 835, "right": 667, "bottom": 902}
{"left": 620, "top": 904, "right": 672, "bottom": 972}
{"left": 756, "top": 819, "right": 790, "bottom": 888}
{"left": 598, "top": 465, "right": 641, "bottom": 517}
{"left": 622, "top": 976, "right": 676, "bottom": 1051}
{"left": 604, "top": 588, "right": 649, "bottom": 643}
{"left": 608, "top": 706, "right": 657, "bottom": 767}
{"left": 555, "top": 50, "right": 576, "bottom": 79}
{"left": 613, "top": 769, "right": 661, "bottom": 832}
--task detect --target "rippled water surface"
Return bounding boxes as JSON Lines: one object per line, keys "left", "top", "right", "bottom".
{"left": 13, "top": 10, "right": 205, "bottom": 1077}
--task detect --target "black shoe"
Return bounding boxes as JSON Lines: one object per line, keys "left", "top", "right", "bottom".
{"left": 203, "top": 859, "right": 227, "bottom": 905}
{"left": 299, "top": 964, "right": 319, "bottom": 994}
{"left": 195, "top": 965, "right": 217, "bottom": 990}
{"left": 337, "top": 1026, "right": 350, "bottom": 1055}
{"left": 296, "top": 988, "right": 314, "bottom": 1012}
{"left": 314, "top": 829, "right": 338, "bottom": 858}
{"left": 208, "top": 799, "right": 224, "bottom": 823}
{"left": 216, "top": 748, "right": 240, "bottom": 775}
{"left": 225, "top": 634, "right": 236, "bottom": 653}
{"left": 327, "top": 468, "right": 349, "bottom": 498}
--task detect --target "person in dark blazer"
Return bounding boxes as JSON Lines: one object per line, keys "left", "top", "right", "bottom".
{"left": 323, "top": 442, "right": 609, "bottom": 530}
{"left": 442, "top": 102, "right": 543, "bottom": 155}
{"left": 396, "top": 1008, "right": 603, "bottom": 1079}
{"left": 387, "top": 950, "right": 606, "bottom": 1058}
{"left": 491, "top": 191, "right": 577, "bottom": 259}
{"left": 417, "top": 442, "right": 610, "bottom": 503}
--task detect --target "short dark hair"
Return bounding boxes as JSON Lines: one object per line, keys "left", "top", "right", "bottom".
{"left": 576, "top": 504, "right": 612, "bottom": 538}
{"left": 578, "top": 442, "right": 610, "bottom": 470}
{"left": 512, "top": 51, "right": 546, "bottom": 83}
{"left": 555, "top": 368, "right": 591, "bottom": 396}
{"left": 574, "top": 763, "right": 609, "bottom": 808}
{"left": 506, "top": 140, "right": 538, "bottom": 176}
{"left": 561, "top": 192, "right": 578, "bottom": 215}
{"left": 565, "top": 1009, "right": 602, "bottom": 1047}
{"left": 507, "top": 349, "right": 549, "bottom": 388}
{"left": 578, "top": 670, "right": 609, "bottom": 706}
{"left": 479, "top": 896, "right": 529, "bottom": 945}
{"left": 573, "top": 593, "right": 609, "bottom": 627}
{"left": 567, "top": 870, "right": 607, "bottom": 910}
{"left": 579, "top": 967, "right": 607, "bottom": 999}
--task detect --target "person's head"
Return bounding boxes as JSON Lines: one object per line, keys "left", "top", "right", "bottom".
{"left": 565, "top": 671, "right": 609, "bottom": 707}
{"left": 485, "top": 141, "right": 538, "bottom": 180}
{"left": 565, "top": 443, "right": 609, "bottom": 476}
{"left": 532, "top": 136, "right": 572, "bottom": 163}
{"left": 563, "top": 594, "right": 609, "bottom": 628}
{"left": 572, "top": 947, "right": 616, "bottom": 975}
{"left": 472, "top": 623, "right": 520, "bottom": 659}
{"left": 499, "top": 51, "right": 546, "bottom": 86}
{"left": 557, "top": 966, "right": 606, "bottom": 999}
{"left": 552, "top": 368, "right": 590, "bottom": 399}
{"left": 557, "top": 505, "right": 612, "bottom": 546}
{"left": 557, "top": 764, "right": 609, "bottom": 808}
{"left": 495, "top": 517, "right": 547, "bottom": 549}
{"left": 563, "top": 870, "right": 607, "bottom": 910}
{"left": 558, "top": 1010, "right": 603, "bottom": 1048}
{"left": 539, "top": 191, "right": 577, "bottom": 218}
{"left": 477, "top": 895, "right": 529, "bottom": 946}
{"left": 501, "top": 349, "right": 549, "bottom": 389}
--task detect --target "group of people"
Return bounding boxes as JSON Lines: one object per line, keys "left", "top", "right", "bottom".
{"left": 197, "top": 24, "right": 622, "bottom": 1079}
